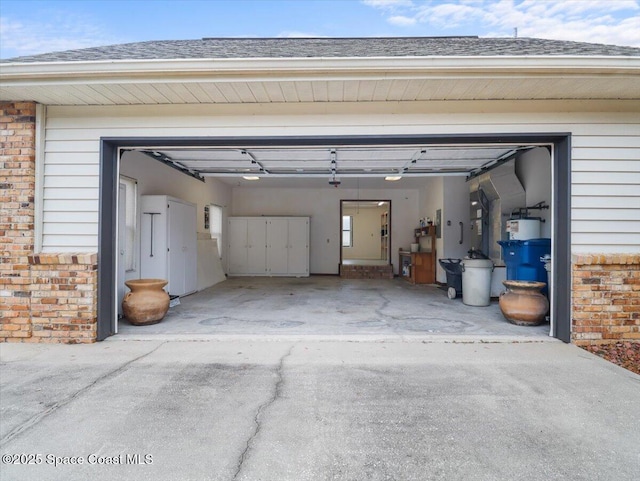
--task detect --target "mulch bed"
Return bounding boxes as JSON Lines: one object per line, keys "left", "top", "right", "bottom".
{"left": 581, "top": 342, "right": 640, "bottom": 375}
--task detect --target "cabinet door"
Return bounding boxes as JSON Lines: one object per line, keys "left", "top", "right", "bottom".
{"left": 228, "top": 218, "right": 248, "bottom": 274}
{"left": 140, "top": 196, "right": 168, "bottom": 281}
{"left": 246, "top": 218, "right": 267, "bottom": 274}
{"left": 287, "top": 218, "right": 309, "bottom": 276}
{"left": 266, "top": 218, "right": 289, "bottom": 275}
{"left": 168, "top": 200, "right": 197, "bottom": 296}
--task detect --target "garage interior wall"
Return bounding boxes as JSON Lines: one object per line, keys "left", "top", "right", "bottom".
{"left": 119, "top": 151, "right": 232, "bottom": 280}
{"left": 232, "top": 187, "right": 418, "bottom": 274}
{"left": 516, "top": 148, "right": 552, "bottom": 237}
{"left": 419, "top": 176, "right": 476, "bottom": 283}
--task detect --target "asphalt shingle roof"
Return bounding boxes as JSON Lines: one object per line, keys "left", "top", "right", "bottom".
{"left": 4, "top": 36, "right": 640, "bottom": 63}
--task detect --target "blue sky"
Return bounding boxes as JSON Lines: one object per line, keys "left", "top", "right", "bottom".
{"left": 1, "top": 0, "right": 639, "bottom": 59}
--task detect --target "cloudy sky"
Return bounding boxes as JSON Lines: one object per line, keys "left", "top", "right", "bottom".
{"left": 1, "top": 0, "right": 639, "bottom": 59}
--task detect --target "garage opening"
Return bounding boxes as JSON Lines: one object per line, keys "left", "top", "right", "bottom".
{"left": 99, "top": 134, "right": 570, "bottom": 342}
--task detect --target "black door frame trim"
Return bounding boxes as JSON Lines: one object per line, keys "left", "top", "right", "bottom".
{"left": 98, "top": 133, "right": 571, "bottom": 342}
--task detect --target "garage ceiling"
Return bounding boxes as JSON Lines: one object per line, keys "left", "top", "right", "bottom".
{"left": 133, "top": 144, "right": 532, "bottom": 188}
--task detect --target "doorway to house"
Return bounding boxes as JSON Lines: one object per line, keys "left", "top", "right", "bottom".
{"left": 340, "top": 200, "right": 391, "bottom": 267}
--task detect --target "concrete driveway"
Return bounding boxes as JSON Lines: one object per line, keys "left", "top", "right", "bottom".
{"left": 1, "top": 339, "right": 639, "bottom": 481}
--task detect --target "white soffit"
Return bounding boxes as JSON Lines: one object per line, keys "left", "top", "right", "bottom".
{"left": 1, "top": 56, "right": 639, "bottom": 105}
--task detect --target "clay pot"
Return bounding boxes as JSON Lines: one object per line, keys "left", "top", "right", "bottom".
{"left": 122, "top": 279, "right": 170, "bottom": 326}
{"left": 499, "top": 280, "right": 549, "bottom": 326}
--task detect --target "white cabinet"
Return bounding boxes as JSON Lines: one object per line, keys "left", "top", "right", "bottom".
{"left": 228, "top": 217, "right": 309, "bottom": 277}
{"left": 267, "top": 217, "right": 309, "bottom": 276}
{"left": 140, "top": 196, "right": 197, "bottom": 296}
{"left": 228, "top": 217, "right": 267, "bottom": 275}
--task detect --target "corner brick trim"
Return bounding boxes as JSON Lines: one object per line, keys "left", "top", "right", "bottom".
{"left": 572, "top": 253, "right": 640, "bottom": 346}
{"left": 1, "top": 101, "right": 99, "bottom": 344}
{"left": 28, "top": 253, "right": 98, "bottom": 266}
{"left": 572, "top": 254, "right": 640, "bottom": 266}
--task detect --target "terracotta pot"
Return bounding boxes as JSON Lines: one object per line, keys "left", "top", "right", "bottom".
{"left": 122, "top": 279, "right": 170, "bottom": 326}
{"left": 499, "top": 280, "right": 549, "bottom": 326}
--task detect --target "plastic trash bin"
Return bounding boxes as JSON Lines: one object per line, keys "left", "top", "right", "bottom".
{"left": 498, "top": 238, "right": 551, "bottom": 295}
{"left": 439, "top": 258, "right": 462, "bottom": 299}
{"left": 460, "top": 258, "right": 494, "bottom": 306}
{"left": 541, "top": 254, "right": 551, "bottom": 301}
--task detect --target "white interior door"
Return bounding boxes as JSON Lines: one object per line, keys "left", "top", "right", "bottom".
{"left": 117, "top": 183, "right": 126, "bottom": 319}
{"left": 267, "top": 218, "right": 289, "bottom": 274}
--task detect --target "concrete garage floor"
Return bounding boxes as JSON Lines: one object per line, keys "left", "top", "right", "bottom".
{"left": 118, "top": 276, "right": 550, "bottom": 340}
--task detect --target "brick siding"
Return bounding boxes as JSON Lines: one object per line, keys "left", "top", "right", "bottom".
{"left": 572, "top": 254, "right": 640, "bottom": 345}
{"left": 340, "top": 264, "right": 394, "bottom": 279}
{"left": 0, "top": 102, "right": 98, "bottom": 344}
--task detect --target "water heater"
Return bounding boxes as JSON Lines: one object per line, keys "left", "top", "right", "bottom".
{"left": 506, "top": 219, "right": 540, "bottom": 240}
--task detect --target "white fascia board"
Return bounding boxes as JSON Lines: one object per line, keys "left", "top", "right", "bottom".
{"left": 1, "top": 56, "right": 639, "bottom": 84}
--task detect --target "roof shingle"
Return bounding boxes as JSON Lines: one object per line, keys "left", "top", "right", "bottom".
{"left": 4, "top": 36, "right": 640, "bottom": 63}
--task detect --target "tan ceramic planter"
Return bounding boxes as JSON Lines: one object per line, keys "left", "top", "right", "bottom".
{"left": 499, "top": 280, "right": 549, "bottom": 326}
{"left": 122, "top": 279, "right": 170, "bottom": 326}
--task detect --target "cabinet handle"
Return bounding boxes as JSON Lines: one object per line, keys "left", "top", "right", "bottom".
{"left": 459, "top": 222, "right": 464, "bottom": 244}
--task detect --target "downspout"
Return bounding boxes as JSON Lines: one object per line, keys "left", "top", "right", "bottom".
{"left": 34, "top": 103, "right": 46, "bottom": 253}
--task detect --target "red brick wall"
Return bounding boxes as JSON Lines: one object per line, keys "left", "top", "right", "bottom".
{"left": 27, "top": 253, "right": 98, "bottom": 343}
{"left": 0, "top": 102, "right": 98, "bottom": 344}
{"left": 340, "top": 264, "right": 394, "bottom": 279}
{"left": 572, "top": 254, "right": 640, "bottom": 345}
{"left": 0, "top": 101, "right": 36, "bottom": 340}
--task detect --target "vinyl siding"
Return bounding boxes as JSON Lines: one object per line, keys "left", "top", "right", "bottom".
{"left": 40, "top": 101, "right": 639, "bottom": 253}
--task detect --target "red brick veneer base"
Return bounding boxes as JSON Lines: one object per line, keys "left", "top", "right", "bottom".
{"left": 572, "top": 254, "right": 640, "bottom": 345}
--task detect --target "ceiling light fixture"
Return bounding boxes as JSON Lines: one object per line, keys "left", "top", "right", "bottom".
{"left": 377, "top": 201, "right": 385, "bottom": 206}
{"left": 242, "top": 176, "right": 260, "bottom": 181}
{"left": 385, "top": 176, "right": 402, "bottom": 181}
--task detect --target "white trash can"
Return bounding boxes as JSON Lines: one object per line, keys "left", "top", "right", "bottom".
{"left": 461, "top": 258, "right": 494, "bottom": 306}
{"left": 541, "top": 254, "right": 551, "bottom": 301}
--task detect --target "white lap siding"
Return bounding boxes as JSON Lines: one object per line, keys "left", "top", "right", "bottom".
{"left": 40, "top": 102, "right": 640, "bottom": 254}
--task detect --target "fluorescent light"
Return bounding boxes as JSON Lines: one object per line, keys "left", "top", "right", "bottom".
{"left": 242, "top": 176, "right": 260, "bottom": 181}
{"left": 471, "top": 201, "right": 478, "bottom": 206}
{"left": 385, "top": 176, "right": 402, "bottom": 181}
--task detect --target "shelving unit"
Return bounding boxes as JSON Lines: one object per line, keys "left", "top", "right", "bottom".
{"left": 380, "top": 211, "right": 389, "bottom": 261}
{"left": 399, "top": 225, "right": 437, "bottom": 284}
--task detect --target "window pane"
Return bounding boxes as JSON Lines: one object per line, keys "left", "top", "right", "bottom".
{"left": 342, "top": 215, "right": 351, "bottom": 229}
{"left": 209, "top": 205, "right": 223, "bottom": 257}
{"left": 121, "top": 177, "right": 137, "bottom": 272}
{"left": 342, "top": 231, "right": 351, "bottom": 247}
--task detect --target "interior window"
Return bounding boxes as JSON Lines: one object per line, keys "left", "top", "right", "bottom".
{"left": 121, "top": 176, "right": 137, "bottom": 272}
{"left": 209, "top": 204, "right": 223, "bottom": 257}
{"left": 342, "top": 215, "right": 353, "bottom": 247}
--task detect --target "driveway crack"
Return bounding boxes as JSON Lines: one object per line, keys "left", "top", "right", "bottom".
{"left": 232, "top": 343, "right": 295, "bottom": 481}
{"left": 0, "top": 341, "right": 166, "bottom": 447}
